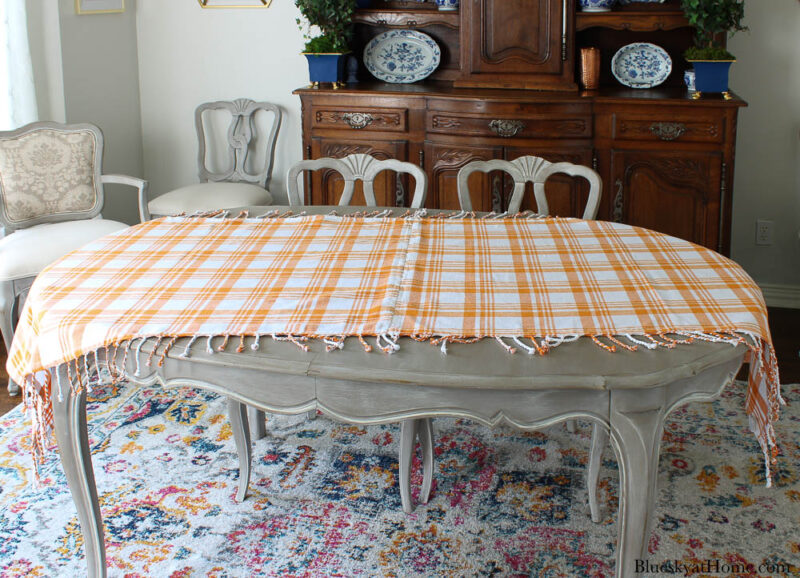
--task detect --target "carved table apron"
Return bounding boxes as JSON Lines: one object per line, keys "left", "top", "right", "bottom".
{"left": 53, "top": 330, "right": 745, "bottom": 577}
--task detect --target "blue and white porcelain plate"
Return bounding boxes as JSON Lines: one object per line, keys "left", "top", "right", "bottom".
{"left": 363, "top": 30, "right": 440, "bottom": 83}
{"left": 617, "top": 0, "right": 665, "bottom": 4}
{"left": 611, "top": 42, "right": 672, "bottom": 89}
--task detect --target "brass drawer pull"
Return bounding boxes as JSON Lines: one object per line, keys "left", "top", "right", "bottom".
{"left": 489, "top": 119, "right": 525, "bottom": 138}
{"left": 342, "top": 112, "right": 374, "bottom": 130}
{"left": 649, "top": 122, "right": 687, "bottom": 141}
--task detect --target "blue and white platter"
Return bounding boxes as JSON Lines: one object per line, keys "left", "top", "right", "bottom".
{"left": 363, "top": 30, "right": 440, "bottom": 84}
{"left": 617, "top": 0, "right": 665, "bottom": 4}
{"left": 611, "top": 42, "right": 672, "bottom": 89}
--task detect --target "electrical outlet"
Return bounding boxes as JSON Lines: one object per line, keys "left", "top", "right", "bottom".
{"left": 755, "top": 219, "right": 774, "bottom": 245}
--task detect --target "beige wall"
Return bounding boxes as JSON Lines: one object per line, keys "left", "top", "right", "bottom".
{"left": 57, "top": 0, "right": 144, "bottom": 224}
{"left": 728, "top": 0, "right": 800, "bottom": 294}
{"left": 136, "top": 1, "right": 800, "bottom": 303}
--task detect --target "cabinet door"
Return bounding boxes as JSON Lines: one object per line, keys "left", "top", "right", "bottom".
{"left": 425, "top": 142, "right": 503, "bottom": 211}
{"left": 503, "top": 147, "right": 594, "bottom": 217}
{"left": 458, "top": 0, "right": 575, "bottom": 90}
{"left": 309, "top": 138, "right": 410, "bottom": 206}
{"left": 609, "top": 149, "right": 723, "bottom": 251}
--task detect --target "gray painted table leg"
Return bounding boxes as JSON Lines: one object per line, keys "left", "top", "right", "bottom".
{"left": 229, "top": 398, "right": 252, "bottom": 503}
{"left": 52, "top": 371, "right": 106, "bottom": 578}
{"left": 587, "top": 422, "right": 609, "bottom": 523}
{"left": 608, "top": 389, "right": 665, "bottom": 578}
{"left": 399, "top": 419, "right": 416, "bottom": 513}
{"left": 249, "top": 407, "right": 267, "bottom": 440}
{"left": 418, "top": 418, "right": 433, "bottom": 504}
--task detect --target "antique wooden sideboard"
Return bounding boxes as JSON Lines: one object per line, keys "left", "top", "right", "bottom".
{"left": 295, "top": 0, "right": 746, "bottom": 255}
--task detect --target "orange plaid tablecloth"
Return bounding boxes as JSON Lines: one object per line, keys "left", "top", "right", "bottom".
{"left": 7, "top": 214, "right": 782, "bottom": 482}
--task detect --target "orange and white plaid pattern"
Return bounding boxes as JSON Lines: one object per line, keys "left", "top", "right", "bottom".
{"left": 7, "top": 214, "right": 781, "bottom": 481}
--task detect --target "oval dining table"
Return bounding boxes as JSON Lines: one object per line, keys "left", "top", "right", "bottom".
{"left": 49, "top": 205, "right": 749, "bottom": 577}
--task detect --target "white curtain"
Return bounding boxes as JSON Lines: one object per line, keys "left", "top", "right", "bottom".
{"left": 0, "top": 0, "right": 38, "bottom": 130}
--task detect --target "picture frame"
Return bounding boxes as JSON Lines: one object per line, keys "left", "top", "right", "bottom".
{"left": 198, "top": 0, "right": 272, "bottom": 8}
{"left": 75, "top": 0, "right": 125, "bottom": 14}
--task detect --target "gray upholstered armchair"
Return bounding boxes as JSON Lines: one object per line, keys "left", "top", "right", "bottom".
{"left": 0, "top": 121, "right": 149, "bottom": 395}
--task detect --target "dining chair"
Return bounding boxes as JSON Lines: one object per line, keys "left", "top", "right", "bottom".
{"left": 403, "top": 155, "right": 606, "bottom": 518}
{"left": 286, "top": 153, "right": 428, "bottom": 209}
{"left": 0, "top": 121, "right": 149, "bottom": 395}
{"left": 457, "top": 155, "right": 602, "bottom": 218}
{"left": 239, "top": 153, "right": 428, "bottom": 513}
{"left": 147, "top": 99, "right": 281, "bottom": 217}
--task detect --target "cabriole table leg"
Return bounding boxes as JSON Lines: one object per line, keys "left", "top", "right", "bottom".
{"left": 51, "top": 366, "right": 107, "bottom": 578}
{"left": 608, "top": 389, "right": 665, "bottom": 578}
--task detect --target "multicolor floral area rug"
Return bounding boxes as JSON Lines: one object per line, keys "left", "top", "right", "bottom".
{"left": 0, "top": 378, "right": 798, "bottom": 577}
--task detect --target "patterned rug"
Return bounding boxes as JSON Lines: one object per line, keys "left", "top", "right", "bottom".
{"left": 0, "top": 377, "right": 798, "bottom": 577}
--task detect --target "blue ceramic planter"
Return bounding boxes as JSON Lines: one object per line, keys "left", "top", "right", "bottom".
{"left": 690, "top": 60, "right": 733, "bottom": 93}
{"left": 304, "top": 53, "right": 347, "bottom": 85}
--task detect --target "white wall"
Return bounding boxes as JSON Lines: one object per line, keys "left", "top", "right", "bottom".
{"left": 57, "top": 0, "right": 144, "bottom": 224}
{"left": 728, "top": 0, "right": 800, "bottom": 296}
{"left": 136, "top": 0, "right": 307, "bottom": 204}
{"left": 135, "top": 0, "right": 800, "bottom": 302}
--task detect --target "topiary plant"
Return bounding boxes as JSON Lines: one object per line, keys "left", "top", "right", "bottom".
{"left": 295, "top": 0, "right": 356, "bottom": 53}
{"left": 681, "top": 0, "right": 747, "bottom": 60}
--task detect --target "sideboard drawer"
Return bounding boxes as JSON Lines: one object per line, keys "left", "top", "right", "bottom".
{"left": 312, "top": 106, "right": 408, "bottom": 133}
{"left": 612, "top": 112, "right": 725, "bottom": 144}
{"left": 427, "top": 111, "right": 591, "bottom": 140}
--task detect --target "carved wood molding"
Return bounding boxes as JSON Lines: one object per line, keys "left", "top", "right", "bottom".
{"left": 315, "top": 110, "right": 403, "bottom": 130}
{"left": 353, "top": 11, "right": 459, "bottom": 29}
{"left": 553, "top": 120, "right": 589, "bottom": 135}
{"left": 622, "top": 158, "right": 709, "bottom": 201}
{"left": 618, "top": 120, "right": 719, "bottom": 141}
{"left": 322, "top": 143, "right": 372, "bottom": 158}
{"left": 431, "top": 116, "right": 463, "bottom": 129}
{"left": 434, "top": 149, "right": 484, "bottom": 167}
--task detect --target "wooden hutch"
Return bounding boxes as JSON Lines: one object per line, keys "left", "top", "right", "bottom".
{"left": 295, "top": 0, "right": 746, "bottom": 255}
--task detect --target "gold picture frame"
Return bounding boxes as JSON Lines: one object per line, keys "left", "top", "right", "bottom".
{"left": 75, "top": 0, "right": 125, "bottom": 14}
{"left": 198, "top": 0, "right": 272, "bottom": 7}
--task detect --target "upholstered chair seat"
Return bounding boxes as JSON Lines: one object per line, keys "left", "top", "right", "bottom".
{"left": 0, "top": 219, "right": 127, "bottom": 281}
{"left": 148, "top": 182, "right": 272, "bottom": 216}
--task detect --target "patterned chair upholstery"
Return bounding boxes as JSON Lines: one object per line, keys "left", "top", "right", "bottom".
{"left": 0, "top": 121, "right": 149, "bottom": 394}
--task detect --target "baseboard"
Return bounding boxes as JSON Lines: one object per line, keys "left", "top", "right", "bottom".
{"left": 759, "top": 282, "right": 800, "bottom": 309}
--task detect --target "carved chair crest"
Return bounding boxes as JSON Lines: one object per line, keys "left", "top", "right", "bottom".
{"left": 287, "top": 153, "right": 428, "bottom": 209}
{"left": 457, "top": 155, "right": 602, "bottom": 219}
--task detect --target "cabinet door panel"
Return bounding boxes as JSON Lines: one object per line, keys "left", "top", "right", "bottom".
{"left": 504, "top": 147, "right": 594, "bottom": 217}
{"left": 610, "top": 150, "right": 722, "bottom": 251}
{"left": 425, "top": 142, "right": 503, "bottom": 211}
{"left": 459, "top": 0, "right": 575, "bottom": 90}
{"left": 310, "top": 139, "right": 409, "bottom": 207}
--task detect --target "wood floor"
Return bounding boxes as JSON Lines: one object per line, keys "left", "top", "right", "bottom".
{"left": 0, "top": 307, "right": 798, "bottom": 417}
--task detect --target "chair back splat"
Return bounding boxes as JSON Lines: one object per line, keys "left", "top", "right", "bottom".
{"left": 457, "top": 155, "right": 602, "bottom": 219}
{"left": 197, "top": 99, "right": 282, "bottom": 188}
{"left": 287, "top": 153, "right": 427, "bottom": 209}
